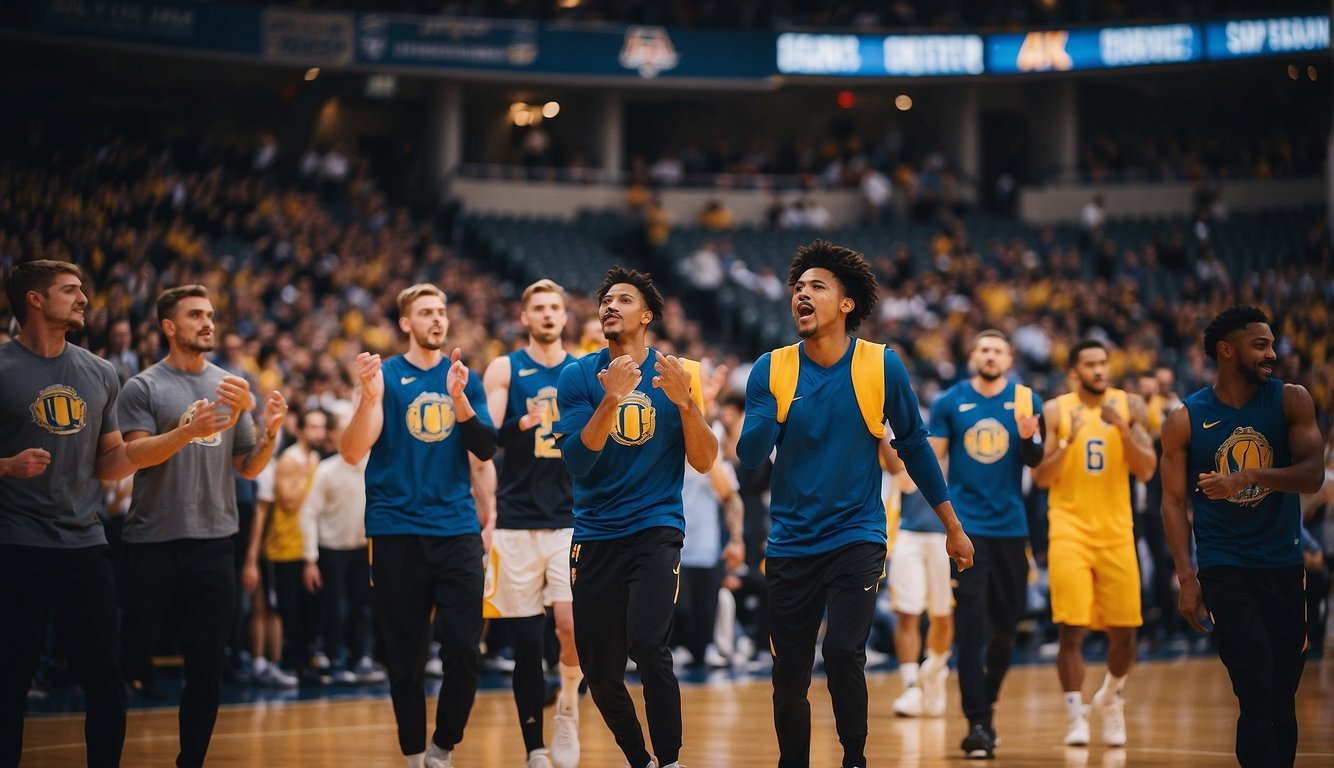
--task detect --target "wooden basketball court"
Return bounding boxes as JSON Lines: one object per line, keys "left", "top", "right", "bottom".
{"left": 20, "top": 657, "right": 1334, "bottom": 766}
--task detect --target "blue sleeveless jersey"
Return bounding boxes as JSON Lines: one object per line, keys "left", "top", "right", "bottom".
{"left": 928, "top": 380, "right": 1038, "bottom": 538}
{"left": 1184, "top": 378, "right": 1302, "bottom": 569}
{"left": 553, "top": 348, "right": 689, "bottom": 542}
{"left": 364, "top": 355, "right": 493, "bottom": 537}
{"left": 496, "top": 349, "right": 576, "bottom": 529}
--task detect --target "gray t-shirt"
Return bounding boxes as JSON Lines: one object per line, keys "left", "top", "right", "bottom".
{"left": 0, "top": 340, "right": 120, "bottom": 548}
{"left": 118, "top": 360, "right": 257, "bottom": 543}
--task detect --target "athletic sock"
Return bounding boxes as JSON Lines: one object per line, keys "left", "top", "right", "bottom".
{"left": 558, "top": 662, "right": 583, "bottom": 717}
{"left": 1064, "top": 691, "right": 1084, "bottom": 720}
{"left": 899, "top": 661, "right": 920, "bottom": 688}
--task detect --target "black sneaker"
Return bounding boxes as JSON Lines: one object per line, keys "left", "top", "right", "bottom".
{"left": 961, "top": 723, "right": 996, "bottom": 760}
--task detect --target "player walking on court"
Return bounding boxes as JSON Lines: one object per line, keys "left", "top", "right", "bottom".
{"left": 1, "top": 260, "right": 135, "bottom": 768}
{"left": 926, "top": 330, "right": 1043, "bottom": 759}
{"left": 1033, "top": 339, "right": 1156, "bottom": 749}
{"left": 738, "top": 241, "right": 973, "bottom": 768}
{"left": 553, "top": 267, "right": 717, "bottom": 768}
{"left": 340, "top": 284, "right": 497, "bottom": 768}
{"left": 477, "top": 279, "right": 583, "bottom": 768}
{"left": 116, "top": 284, "right": 286, "bottom": 768}
{"left": 1161, "top": 306, "right": 1323, "bottom": 768}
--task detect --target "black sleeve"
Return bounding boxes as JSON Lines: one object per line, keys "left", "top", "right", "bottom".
{"left": 1019, "top": 413, "right": 1046, "bottom": 468}
{"left": 458, "top": 416, "right": 498, "bottom": 461}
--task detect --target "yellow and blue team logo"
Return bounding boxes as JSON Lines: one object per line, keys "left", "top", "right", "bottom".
{"left": 30, "top": 384, "right": 87, "bottom": 435}
{"left": 1214, "top": 426, "right": 1274, "bottom": 506}
{"left": 179, "top": 401, "right": 222, "bottom": 446}
{"left": 610, "top": 391, "right": 656, "bottom": 447}
{"left": 963, "top": 417, "right": 1010, "bottom": 465}
{"left": 405, "top": 391, "right": 456, "bottom": 443}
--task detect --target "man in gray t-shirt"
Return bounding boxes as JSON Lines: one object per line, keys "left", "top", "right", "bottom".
{"left": 117, "top": 285, "right": 285, "bottom": 768}
{"left": 1, "top": 260, "right": 136, "bottom": 768}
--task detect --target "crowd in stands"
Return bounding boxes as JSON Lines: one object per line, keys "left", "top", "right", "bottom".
{"left": 4, "top": 123, "right": 1332, "bottom": 698}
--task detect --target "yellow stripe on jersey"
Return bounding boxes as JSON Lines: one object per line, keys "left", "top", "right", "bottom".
{"left": 681, "top": 358, "right": 705, "bottom": 412}
{"left": 770, "top": 339, "right": 886, "bottom": 438}
{"left": 1047, "top": 388, "right": 1134, "bottom": 546}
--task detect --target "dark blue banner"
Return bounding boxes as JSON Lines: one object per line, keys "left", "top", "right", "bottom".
{"left": 776, "top": 32, "right": 984, "bottom": 77}
{"left": 355, "top": 14, "right": 539, "bottom": 70}
{"left": 988, "top": 23, "right": 1201, "bottom": 74}
{"left": 535, "top": 25, "right": 774, "bottom": 81}
{"left": 31, "top": 0, "right": 261, "bottom": 55}
{"left": 1204, "top": 15, "right": 1329, "bottom": 60}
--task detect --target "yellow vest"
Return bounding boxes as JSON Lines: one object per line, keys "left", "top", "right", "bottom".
{"left": 1047, "top": 388, "right": 1134, "bottom": 546}
{"left": 769, "top": 339, "right": 887, "bottom": 439}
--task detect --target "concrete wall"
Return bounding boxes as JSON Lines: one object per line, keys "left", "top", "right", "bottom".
{"left": 450, "top": 176, "right": 867, "bottom": 226}
{"left": 1019, "top": 176, "right": 1324, "bottom": 224}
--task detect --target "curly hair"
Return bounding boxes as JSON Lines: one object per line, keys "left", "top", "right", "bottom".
{"left": 597, "top": 266, "right": 665, "bottom": 325}
{"left": 787, "top": 240, "right": 878, "bottom": 332}
{"left": 1203, "top": 305, "right": 1269, "bottom": 361}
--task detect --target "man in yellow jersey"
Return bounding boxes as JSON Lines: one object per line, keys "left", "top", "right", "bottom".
{"left": 1033, "top": 339, "right": 1156, "bottom": 749}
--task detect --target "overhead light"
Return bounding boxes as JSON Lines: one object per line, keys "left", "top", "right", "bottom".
{"left": 304, "top": 67, "right": 320, "bottom": 81}
{"left": 895, "top": 94, "right": 913, "bottom": 111}
{"left": 542, "top": 101, "right": 560, "bottom": 118}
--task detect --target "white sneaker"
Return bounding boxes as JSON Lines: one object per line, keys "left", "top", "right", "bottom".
{"left": 424, "top": 744, "right": 452, "bottom": 768}
{"left": 1093, "top": 692, "right": 1126, "bottom": 747}
{"left": 920, "top": 657, "right": 948, "bottom": 717}
{"left": 424, "top": 656, "right": 444, "bottom": 678}
{"left": 257, "top": 663, "right": 299, "bottom": 687}
{"left": 527, "top": 748, "right": 554, "bottom": 768}
{"left": 622, "top": 760, "right": 657, "bottom": 768}
{"left": 549, "top": 713, "right": 580, "bottom": 768}
{"left": 354, "top": 656, "right": 387, "bottom": 684}
{"left": 893, "top": 685, "right": 923, "bottom": 717}
{"left": 703, "top": 644, "right": 730, "bottom": 668}
{"left": 1063, "top": 706, "right": 1091, "bottom": 747}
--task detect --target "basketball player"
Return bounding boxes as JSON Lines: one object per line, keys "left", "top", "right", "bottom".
{"left": 339, "top": 284, "right": 497, "bottom": 768}
{"left": 476, "top": 279, "right": 582, "bottom": 768}
{"left": 1161, "top": 306, "right": 1323, "bottom": 768}
{"left": 1, "top": 260, "right": 135, "bottom": 768}
{"left": 116, "top": 285, "right": 286, "bottom": 768}
{"left": 738, "top": 241, "right": 973, "bottom": 768}
{"left": 1033, "top": 339, "right": 1156, "bottom": 748}
{"left": 553, "top": 267, "right": 717, "bottom": 768}
{"left": 884, "top": 442, "right": 955, "bottom": 723}
{"left": 927, "top": 330, "right": 1043, "bottom": 759}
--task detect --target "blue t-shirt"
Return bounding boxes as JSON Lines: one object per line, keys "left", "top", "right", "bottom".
{"left": 364, "top": 355, "right": 493, "bottom": 537}
{"left": 899, "top": 488, "right": 945, "bottom": 534}
{"left": 553, "top": 348, "right": 689, "bottom": 542}
{"left": 738, "top": 340, "right": 948, "bottom": 558}
{"left": 496, "top": 349, "right": 576, "bottom": 529}
{"left": 1185, "top": 378, "right": 1302, "bottom": 570}
{"left": 928, "top": 379, "right": 1039, "bottom": 538}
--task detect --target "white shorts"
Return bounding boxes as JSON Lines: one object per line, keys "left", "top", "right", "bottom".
{"left": 483, "top": 528, "right": 574, "bottom": 619}
{"left": 888, "top": 530, "right": 953, "bottom": 617}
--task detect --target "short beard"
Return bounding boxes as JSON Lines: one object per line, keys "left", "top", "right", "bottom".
{"left": 531, "top": 329, "right": 561, "bottom": 345}
{"left": 797, "top": 326, "right": 816, "bottom": 339}
{"left": 603, "top": 328, "right": 622, "bottom": 342}
{"left": 414, "top": 332, "right": 444, "bottom": 351}
{"left": 181, "top": 336, "right": 214, "bottom": 353}
{"left": 977, "top": 368, "right": 1003, "bottom": 381}
{"left": 1079, "top": 379, "right": 1106, "bottom": 395}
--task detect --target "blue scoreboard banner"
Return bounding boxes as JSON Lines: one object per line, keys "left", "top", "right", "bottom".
{"left": 777, "top": 32, "right": 985, "bottom": 77}
{"left": 1204, "top": 15, "right": 1329, "bottom": 60}
{"left": 988, "top": 23, "right": 1200, "bottom": 74}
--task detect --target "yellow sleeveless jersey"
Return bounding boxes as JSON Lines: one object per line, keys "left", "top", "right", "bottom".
{"left": 1047, "top": 388, "right": 1133, "bottom": 546}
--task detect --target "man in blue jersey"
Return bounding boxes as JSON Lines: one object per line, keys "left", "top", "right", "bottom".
{"left": 738, "top": 240, "right": 973, "bottom": 768}
{"left": 1161, "top": 306, "right": 1323, "bottom": 768}
{"left": 553, "top": 267, "right": 717, "bottom": 768}
{"left": 476, "top": 279, "right": 583, "bottom": 768}
{"left": 927, "top": 330, "right": 1043, "bottom": 759}
{"left": 339, "top": 283, "right": 497, "bottom": 768}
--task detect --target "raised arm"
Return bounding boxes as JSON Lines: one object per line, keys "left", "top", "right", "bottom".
{"left": 654, "top": 354, "right": 717, "bottom": 473}
{"left": 234, "top": 390, "right": 287, "bottom": 479}
{"left": 1112, "top": 394, "right": 1157, "bottom": 482}
{"left": 339, "top": 353, "right": 384, "bottom": 465}
{"left": 1032, "top": 399, "right": 1071, "bottom": 489}
{"left": 1159, "top": 406, "right": 1207, "bottom": 633}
